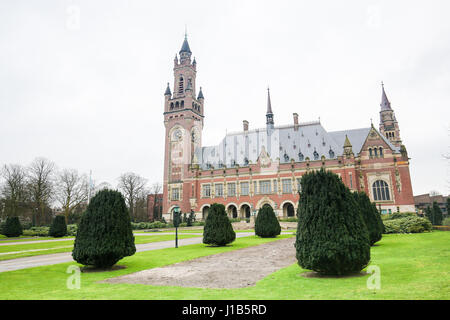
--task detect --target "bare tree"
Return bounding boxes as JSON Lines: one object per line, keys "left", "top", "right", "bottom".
{"left": 56, "top": 169, "right": 88, "bottom": 223}
{"left": 117, "top": 172, "right": 147, "bottom": 222}
{"left": 27, "top": 158, "right": 55, "bottom": 226}
{"left": 1, "top": 164, "right": 29, "bottom": 217}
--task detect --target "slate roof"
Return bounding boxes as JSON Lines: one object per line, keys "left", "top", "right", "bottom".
{"left": 196, "top": 122, "right": 400, "bottom": 169}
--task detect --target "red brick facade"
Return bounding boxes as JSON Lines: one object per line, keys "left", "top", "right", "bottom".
{"left": 161, "top": 37, "right": 415, "bottom": 220}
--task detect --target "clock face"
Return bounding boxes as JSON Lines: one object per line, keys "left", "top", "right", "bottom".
{"left": 172, "top": 129, "right": 183, "bottom": 141}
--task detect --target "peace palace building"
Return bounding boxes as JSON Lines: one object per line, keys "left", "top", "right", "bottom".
{"left": 161, "top": 36, "right": 415, "bottom": 221}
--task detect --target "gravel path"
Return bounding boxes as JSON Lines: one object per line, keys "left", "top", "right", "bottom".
{"left": 103, "top": 237, "right": 296, "bottom": 289}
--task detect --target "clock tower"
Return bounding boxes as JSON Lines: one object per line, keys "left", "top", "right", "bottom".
{"left": 162, "top": 34, "right": 204, "bottom": 217}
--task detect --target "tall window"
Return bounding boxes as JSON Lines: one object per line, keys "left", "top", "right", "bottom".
{"left": 215, "top": 183, "right": 223, "bottom": 197}
{"left": 379, "top": 147, "right": 383, "bottom": 158}
{"left": 253, "top": 181, "right": 258, "bottom": 195}
{"left": 369, "top": 148, "right": 373, "bottom": 158}
{"left": 259, "top": 180, "right": 271, "bottom": 194}
{"left": 178, "top": 77, "right": 184, "bottom": 94}
{"left": 297, "top": 178, "right": 302, "bottom": 192}
{"left": 240, "top": 182, "right": 249, "bottom": 196}
{"left": 349, "top": 172, "right": 353, "bottom": 189}
{"left": 171, "top": 188, "right": 180, "bottom": 201}
{"left": 273, "top": 180, "right": 278, "bottom": 193}
{"left": 282, "top": 179, "right": 292, "bottom": 194}
{"left": 202, "top": 184, "right": 211, "bottom": 198}
{"left": 227, "top": 183, "right": 236, "bottom": 197}
{"left": 372, "top": 180, "right": 390, "bottom": 201}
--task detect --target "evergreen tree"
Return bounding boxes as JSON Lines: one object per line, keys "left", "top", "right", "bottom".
{"left": 203, "top": 203, "right": 236, "bottom": 246}
{"left": 295, "top": 168, "right": 370, "bottom": 275}
{"left": 432, "top": 201, "right": 443, "bottom": 226}
{"left": 49, "top": 215, "right": 68, "bottom": 237}
{"left": 2, "top": 216, "right": 23, "bottom": 237}
{"left": 72, "top": 189, "right": 136, "bottom": 268}
{"left": 255, "top": 205, "right": 281, "bottom": 238}
{"left": 425, "top": 205, "right": 433, "bottom": 224}
{"left": 353, "top": 191, "right": 383, "bottom": 246}
{"left": 187, "top": 210, "right": 195, "bottom": 227}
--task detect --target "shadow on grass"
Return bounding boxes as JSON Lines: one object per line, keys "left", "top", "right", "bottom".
{"left": 80, "top": 265, "right": 127, "bottom": 273}
{"left": 299, "top": 271, "right": 369, "bottom": 279}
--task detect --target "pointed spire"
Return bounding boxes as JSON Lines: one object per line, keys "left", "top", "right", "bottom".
{"left": 266, "top": 87, "right": 274, "bottom": 126}
{"left": 266, "top": 87, "right": 273, "bottom": 114}
{"left": 164, "top": 82, "right": 171, "bottom": 96}
{"left": 380, "top": 81, "right": 392, "bottom": 111}
{"left": 344, "top": 134, "right": 352, "bottom": 148}
{"left": 197, "top": 87, "right": 204, "bottom": 99}
{"left": 179, "top": 33, "right": 191, "bottom": 54}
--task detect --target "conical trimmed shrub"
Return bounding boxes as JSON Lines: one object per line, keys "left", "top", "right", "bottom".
{"left": 2, "top": 217, "right": 22, "bottom": 237}
{"left": 49, "top": 215, "right": 68, "bottom": 237}
{"left": 295, "top": 168, "right": 370, "bottom": 275}
{"left": 72, "top": 189, "right": 136, "bottom": 268}
{"left": 353, "top": 191, "right": 383, "bottom": 246}
{"left": 255, "top": 205, "right": 281, "bottom": 238}
{"left": 203, "top": 203, "right": 236, "bottom": 246}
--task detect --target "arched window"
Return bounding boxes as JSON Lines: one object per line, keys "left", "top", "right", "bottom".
{"left": 369, "top": 148, "right": 373, "bottom": 157}
{"left": 181, "top": 100, "right": 184, "bottom": 108}
{"left": 379, "top": 147, "right": 383, "bottom": 157}
{"left": 386, "top": 133, "right": 389, "bottom": 139}
{"left": 392, "top": 132, "right": 395, "bottom": 138}
{"left": 175, "top": 101, "right": 179, "bottom": 109}
{"left": 372, "top": 180, "right": 390, "bottom": 201}
{"left": 170, "top": 102, "right": 174, "bottom": 110}
{"left": 374, "top": 148, "right": 378, "bottom": 157}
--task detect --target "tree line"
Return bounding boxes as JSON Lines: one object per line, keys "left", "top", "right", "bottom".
{"left": 0, "top": 157, "right": 162, "bottom": 226}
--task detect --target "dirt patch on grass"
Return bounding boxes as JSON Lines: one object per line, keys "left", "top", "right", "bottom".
{"left": 102, "top": 237, "right": 296, "bottom": 288}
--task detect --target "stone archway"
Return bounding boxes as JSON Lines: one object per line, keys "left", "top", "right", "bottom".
{"left": 240, "top": 204, "right": 251, "bottom": 219}
{"left": 282, "top": 202, "right": 295, "bottom": 218}
{"left": 227, "top": 204, "right": 238, "bottom": 219}
{"left": 201, "top": 205, "right": 210, "bottom": 220}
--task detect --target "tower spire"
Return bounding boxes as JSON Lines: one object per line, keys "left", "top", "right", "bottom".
{"left": 266, "top": 87, "right": 274, "bottom": 127}
{"left": 380, "top": 81, "right": 392, "bottom": 111}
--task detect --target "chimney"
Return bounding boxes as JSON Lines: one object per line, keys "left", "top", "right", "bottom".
{"left": 293, "top": 113, "right": 299, "bottom": 131}
{"left": 243, "top": 120, "right": 249, "bottom": 131}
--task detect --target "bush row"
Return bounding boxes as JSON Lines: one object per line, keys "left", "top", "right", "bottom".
{"left": 383, "top": 216, "right": 432, "bottom": 234}
{"left": 21, "top": 224, "right": 78, "bottom": 237}
{"left": 130, "top": 221, "right": 205, "bottom": 230}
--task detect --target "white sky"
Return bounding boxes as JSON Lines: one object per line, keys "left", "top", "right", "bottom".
{"left": 0, "top": 0, "right": 449, "bottom": 195}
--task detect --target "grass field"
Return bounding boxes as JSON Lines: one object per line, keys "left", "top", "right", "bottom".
{"left": 0, "top": 231, "right": 448, "bottom": 299}
{"left": 0, "top": 234, "right": 201, "bottom": 261}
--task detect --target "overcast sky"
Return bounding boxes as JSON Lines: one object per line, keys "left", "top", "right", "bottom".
{"left": 0, "top": 0, "right": 449, "bottom": 195}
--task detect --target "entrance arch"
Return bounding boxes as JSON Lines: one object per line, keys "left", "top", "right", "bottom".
{"left": 239, "top": 204, "right": 251, "bottom": 219}
{"left": 282, "top": 202, "right": 295, "bottom": 217}
{"left": 227, "top": 204, "right": 238, "bottom": 218}
{"left": 201, "top": 205, "right": 210, "bottom": 220}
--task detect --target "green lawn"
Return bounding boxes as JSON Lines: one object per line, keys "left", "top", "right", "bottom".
{"left": 0, "top": 234, "right": 201, "bottom": 261}
{"left": 0, "top": 232, "right": 448, "bottom": 299}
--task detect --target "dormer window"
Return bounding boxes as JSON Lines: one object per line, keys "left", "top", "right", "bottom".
{"left": 329, "top": 148, "right": 335, "bottom": 158}
{"left": 313, "top": 150, "right": 319, "bottom": 160}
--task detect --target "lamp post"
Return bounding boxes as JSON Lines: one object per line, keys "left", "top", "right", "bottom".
{"left": 173, "top": 207, "right": 181, "bottom": 248}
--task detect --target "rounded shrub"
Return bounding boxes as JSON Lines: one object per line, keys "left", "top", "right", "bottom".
{"left": 72, "top": 189, "right": 136, "bottom": 268}
{"left": 49, "top": 215, "right": 67, "bottom": 237}
{"left": 203, "top": 203, "right": 236, "bottom": 246}
{"left": 2, "top": 217, "right": 23, "bottom": 237}
{"left": 383, "top": 216, "right": 432, "bottom": 234}
{"left": 295, "top": 168, "right": 370, "bottom": 276}
{"left": 255, "top": 205, "right": 281, "bottom": 238}
{"left": 353, "top": 191, "right": 383, "bottom": 246}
